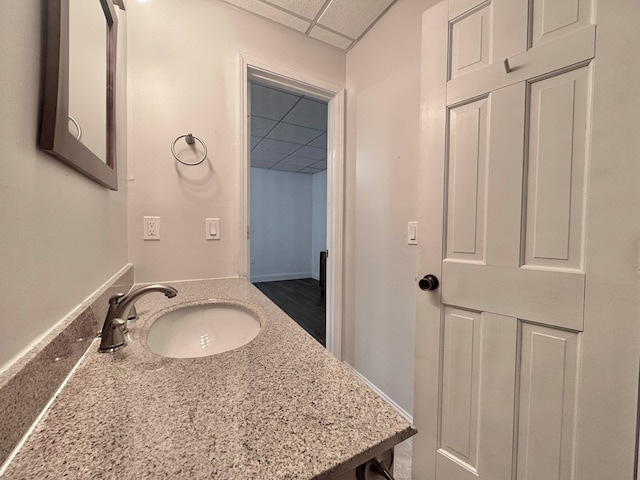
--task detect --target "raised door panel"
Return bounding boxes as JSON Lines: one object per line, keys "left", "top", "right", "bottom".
{"left": 448, "top": 1, "right": 528, "bottom": 81}
{"left": 449, "top": 4, "right": 491, "bottom": 79}
{"left": 523, "top": 66, "right": 590, "bottom": 271}
{"left": 517, "top": 323, "right": 579, "bottom": 480}
{"left": 445, "top": 97, "right": 488, "bottom": 263}
{"left": 529, "top": 0, "right": 594, "bottom": 48}
{"left": 439, "top": 307, "right": 481, "bottom": 470}
{"left": 438, "top": 310, "right": 517, "bottom": 480}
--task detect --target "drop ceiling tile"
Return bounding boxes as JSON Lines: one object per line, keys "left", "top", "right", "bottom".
{"left": 251, "top": 116, "right": 278, "bottom": 136}
{"left": 252, "top": 151, "right": 288, "bottom": 163}
{"left": 295, "top": 145, "right": 327, "bottom": 160}
{"left": 300, "top": 167, "right": 323, "bottom": 174}
{"left": 308, "top": 25, "right": 353, "bottom": 51}
{"left": 267, "top": 123, "right": 324, "bottom": 145}
{"left": 283, "top": 98, "right": 328, "bottom": 131}
{"left": 251, "top": 83, "right": 301, "bottom": 120}
{"left": 280, "top": 155, "right": 318, "bottom": 167}
{"left": 251, "top": 138, "right": 301, "bottom": 162}
{"left": 317, "top": 0, "right": 394, "bottom": 39}
{"left": 221, "top": 0, "right": 310, "bottom": 32}
{"left": 271, "top": 163, "right": 304, "bottom": 172}
{"left": 308, "top": 132, "right": 327, "bottom": 148}
{"left": 255, "top": 138, "right": 301, "bottom": 155}
{"left": 251, "top": 136, "right": 262, "bottom": 149}
{"left": 310, "top": 160, "right": 327, "bottom": 170}
{"left": 251, "top": 160, "right": 277, "bottom": 169}
{"left": 266, "top": 0, "right": 328, "bottom": 20}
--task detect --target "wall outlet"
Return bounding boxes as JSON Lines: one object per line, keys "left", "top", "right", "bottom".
{"left": 144, "top": 216, "right": 160, "bottom": 240}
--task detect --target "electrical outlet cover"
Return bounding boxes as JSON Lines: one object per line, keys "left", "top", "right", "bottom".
{"left": 144, "top": 216, "right": 160, "bottom": 240}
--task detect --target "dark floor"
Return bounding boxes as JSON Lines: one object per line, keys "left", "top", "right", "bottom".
{"left": 253, "top": 278, "right": 326, "bottom": 346}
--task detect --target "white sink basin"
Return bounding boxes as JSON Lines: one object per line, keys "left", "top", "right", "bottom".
{"left": 147, "top": 304, "right": 261, "bottom": 358}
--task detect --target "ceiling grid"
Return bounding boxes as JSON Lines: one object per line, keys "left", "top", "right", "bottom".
{"left": 250, "top": 82, "right": 328, "bottom": 174}
{"left": 219, "top": 0, "right": 397, "bottom": 51}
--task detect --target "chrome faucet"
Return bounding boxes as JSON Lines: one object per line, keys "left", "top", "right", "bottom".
{"left": 98, "top": 284, "right": 178, "bottom": 353}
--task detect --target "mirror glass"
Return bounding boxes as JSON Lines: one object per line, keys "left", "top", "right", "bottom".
{"left": 68, "top": 0, "right": 107, "bottom": 162}
{"left": 39, "top": 0, "right": 118, "bottom": 190}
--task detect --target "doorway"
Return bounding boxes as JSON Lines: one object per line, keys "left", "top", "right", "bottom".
{"left": 248, "top": 81, "right": 328, "bottom": 346}
{"left": 239, "top": 54, "right": 345, "bottom": 358}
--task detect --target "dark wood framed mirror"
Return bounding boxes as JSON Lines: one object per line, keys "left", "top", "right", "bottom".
{"left": 40, "top": 0, "right": 118, "bottom": 190}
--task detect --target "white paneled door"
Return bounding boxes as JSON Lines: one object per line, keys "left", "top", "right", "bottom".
{"left": 413, "top": 1, "right": 640, "bottom": 479}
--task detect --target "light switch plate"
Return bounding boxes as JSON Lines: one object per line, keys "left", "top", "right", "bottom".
{"left": 206, "top": 218, "right": 220, "bottom": 240}
{"left": 144, "top": 216, "right": 160, "bottom": 240}
{"left": 408, "top": 221, "right": 418, "bottom": 245}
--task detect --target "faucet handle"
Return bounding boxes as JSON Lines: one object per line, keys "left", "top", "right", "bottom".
{"left": 112, "top": 317, "right": 126, "bottom": 327}
{"left": 97, "top": 316, "right": 127, "bottom": 353}
{"left": 112, "top": 317, "right": 128, "bottom": 334}
{"left": 109, "top": 293, "right": 126, "bottom": 305}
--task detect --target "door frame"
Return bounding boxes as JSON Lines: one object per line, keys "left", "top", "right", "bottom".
{"left": 238, "top": 53, "right": 346, "bottom": 360}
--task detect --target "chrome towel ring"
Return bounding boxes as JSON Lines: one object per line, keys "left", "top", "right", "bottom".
{"left": 171, "top": 133, "right": 207, "bottom": 166}
{"left": 68, "top": 115, "right": 82, "bottom": 140}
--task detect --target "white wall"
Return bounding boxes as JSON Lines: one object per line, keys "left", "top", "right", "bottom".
{"left": 250, "top": 168, "right": 327, "bottom": 282}
{"left": 127, "top": 0, "right": 345, "bottom": 283}
{"left": 311, "top": 170, "right": 327, "bottom": 279}
{"left": 250, "top": 168, "right": 312, "bottom": 282}
{"left": 0, "top": 2, "right": 128, "bottom": 372}
{"left": 344, "top": 0, "right": 437, "bottom": 415}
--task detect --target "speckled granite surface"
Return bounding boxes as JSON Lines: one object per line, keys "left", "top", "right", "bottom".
{"left": 0, "top": 265, "right": 134, "bottom": 466}
{"left": 1, "top": 278, "right": 416, "bottom": 479}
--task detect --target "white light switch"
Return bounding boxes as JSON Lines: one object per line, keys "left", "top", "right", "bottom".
{"left": 144, "top": 216, "right": 160, "bottom": 240}
{"left": 408, "top": 221, "right": 418, "bottom": 245}
{"left": 206, "top": 218, "right": 220, "bottom": 240}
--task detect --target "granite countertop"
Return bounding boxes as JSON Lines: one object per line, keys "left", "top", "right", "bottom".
{"left": 2, "top": 278, "right": 415, "bottom": 479}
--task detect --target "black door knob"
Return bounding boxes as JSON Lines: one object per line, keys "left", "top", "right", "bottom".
{"left": 419, "top": 274, "right": 439, "bottom": 291}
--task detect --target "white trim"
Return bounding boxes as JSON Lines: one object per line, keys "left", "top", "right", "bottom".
{"left": 325, "top": 89, "right": 345, "bottom": 360}
{"left": 136, "top": 275, "right": 241, "bottom": 285}
{"left": 250, "top": 272, "right": 313, "bottom": 283}
{"left": 238, "top": 53, "right": 345, "bottom": 361}
{"left": 238, "top": 56, "right": 250, "bottom": 279}
{"left": 344, "top": 363, "right": 414, "bottom": 424}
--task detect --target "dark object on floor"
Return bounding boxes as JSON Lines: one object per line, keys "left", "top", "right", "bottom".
{"left": 254, "top": 278, "right": 326, "bottom": 346}
{"left": 319, "top": 250, "right": 328, "bottom": 297}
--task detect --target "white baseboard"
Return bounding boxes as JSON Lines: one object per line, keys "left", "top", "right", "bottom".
{"left": 344, "top": 363, "right": 413, "bottom": 424}
{"left": 311, "top": 272, "right": 320, "bottom": 281}
{"left": 250, "top": 272, "right": 312, "bottom": 283}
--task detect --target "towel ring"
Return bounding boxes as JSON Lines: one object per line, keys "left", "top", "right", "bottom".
{"left": 68, "top": 115, "right": 82, "bottom": 140}
{"left": 171, "top": 133, "right": 207, "bottom": 166}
